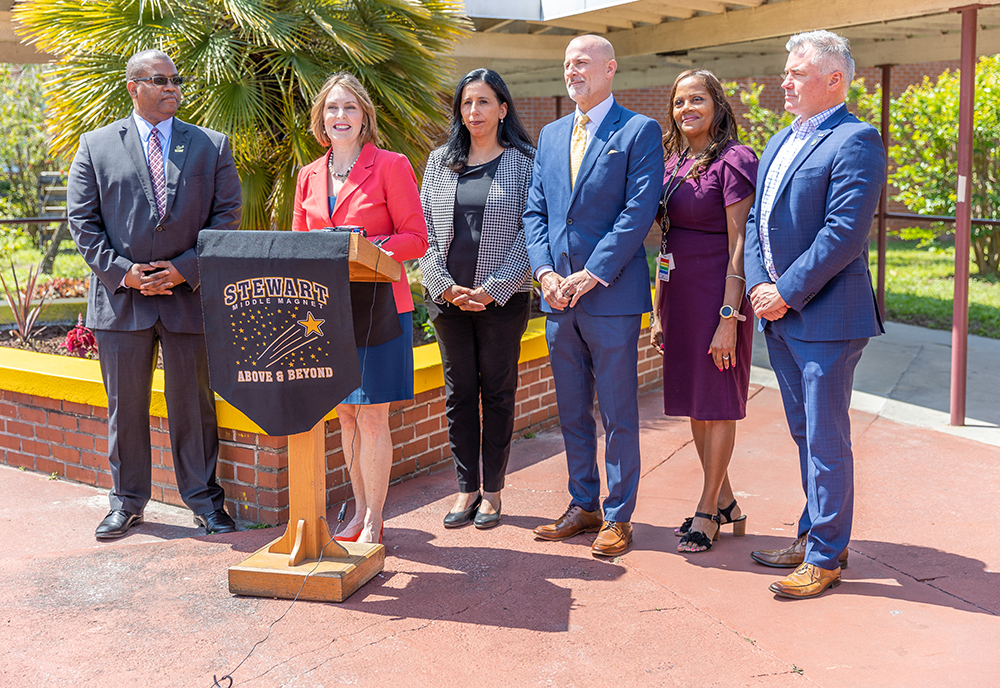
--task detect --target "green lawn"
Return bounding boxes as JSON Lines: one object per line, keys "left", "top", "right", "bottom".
{"left": 871, "top": 240, "right": 1000, "bottom": 339}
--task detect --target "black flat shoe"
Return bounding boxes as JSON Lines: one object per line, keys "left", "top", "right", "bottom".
{"left": 194, "top": 510, "right": 237, "bottom": 534}
{"left": 473, "top": 497, "right": 501, "bottom": 530}
{"left": 95, "top": 510, "right": 143, "bottom": 540}
{"left": 444, "top": 494, "right": 481, "bottom": 528}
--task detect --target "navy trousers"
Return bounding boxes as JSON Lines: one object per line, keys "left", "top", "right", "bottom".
{"left": 765, "top": 324, "right": 868, "bottom": 570}
{"left": 545, "top": 307, "right": 642, "bottom": 523}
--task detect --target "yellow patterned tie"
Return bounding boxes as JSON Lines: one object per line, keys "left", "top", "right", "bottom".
{"left": 570, "top": 113, "right": 590, "bottom": 189}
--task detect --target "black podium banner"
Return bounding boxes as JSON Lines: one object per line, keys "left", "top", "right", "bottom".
{"left": 197, "top": 230, "right": 361, "bottom": 436}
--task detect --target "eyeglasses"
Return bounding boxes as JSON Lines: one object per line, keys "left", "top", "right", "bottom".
{"left": 131, "top": 76, "right": 185, "bottom": 86}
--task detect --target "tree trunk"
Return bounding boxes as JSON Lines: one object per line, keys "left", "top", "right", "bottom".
{"left": 39, "top": 222, "right": 68, "bottom": 275}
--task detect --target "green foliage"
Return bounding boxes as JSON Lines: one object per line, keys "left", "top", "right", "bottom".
{"left": 0, "top": 260, "right": 55, "bottom": 341}
{"left": 724, "top": 82, "right": 793, "bottom": 158}
{"left": 725, "top": 79, "right": 879, "bottom": 158}
{"left": 871, "top": 240, "right": 1000, "bottom": 338}
{"left": 1, "top": 65, "right": 55, "bottom": 257}
{"left": 14, "top": 0, "right": 470, "bottom": 232}
{"left": 888, "top": 55, "right": 1000, "bottom": 276}
{"left": 0, "top": 64, "right": 52, "bottom": 217}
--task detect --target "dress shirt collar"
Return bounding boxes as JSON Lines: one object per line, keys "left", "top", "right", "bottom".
{"left": 132, "top": 111, "right": 174, "bottom": 145}
{"left": 574, "top": 93, "right": 614, "bottom": 131}
{"left": 789, "top": 103, "right": 844, "bottom": 139}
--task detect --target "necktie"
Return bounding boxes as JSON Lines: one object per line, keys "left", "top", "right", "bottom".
{"left": 148, "top": 127, "right": 167, "bottom": 218}
{"left": 570, "top": 113, "right": 590, "bottom": 189}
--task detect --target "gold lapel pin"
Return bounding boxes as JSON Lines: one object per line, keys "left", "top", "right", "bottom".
{"left": 174, "top": 145, "right": 184, "bottom": 153}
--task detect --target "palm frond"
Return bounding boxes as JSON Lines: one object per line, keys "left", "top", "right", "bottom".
{"left": 15, "top": 0, "right": 469, "bottom": 230}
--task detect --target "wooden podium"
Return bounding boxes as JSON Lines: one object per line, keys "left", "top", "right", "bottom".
{"left": 228, "top": 233, "right": 401, "bottom": 602}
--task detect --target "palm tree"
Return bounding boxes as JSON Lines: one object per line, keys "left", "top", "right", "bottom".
{"left": 14, "top": 0, "right": 469, "bottom": 230}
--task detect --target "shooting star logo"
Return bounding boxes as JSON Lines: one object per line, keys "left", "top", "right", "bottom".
{"left": 256, "top": 311, "right": 326, "bottom": 368}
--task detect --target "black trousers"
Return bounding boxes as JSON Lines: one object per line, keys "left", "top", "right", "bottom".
{"left": 95, "top": 322, "right": 224, "bottom": 515}
{"left": 431, "top": 293, "right": 531, "bottom": 493}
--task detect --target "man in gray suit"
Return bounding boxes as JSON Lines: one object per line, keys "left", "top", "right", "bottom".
{"left": 67, "top": 49, "right": 242, "bottom": 539}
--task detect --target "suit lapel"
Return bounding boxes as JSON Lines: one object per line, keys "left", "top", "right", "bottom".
{"left": 549, "top": 114, "right": 574, "bottom": 201}
{"left": 163, "top": 119, "right": 189, "bottom": 221}
{"left": 570, "top": 102, "right": 621, "bottom": 207}
{"left": 120, "top": 117, "right": 159, "bottom": 219}
{"left": 770, "top": 105, "right": 850, "bottom": 206}
{"left": 332, "top": 142, "right": 376, "bottom": 221}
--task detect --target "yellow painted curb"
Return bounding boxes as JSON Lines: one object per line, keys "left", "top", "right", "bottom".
{"left": 1, "top": 302, "right": 653, "bottom": 436}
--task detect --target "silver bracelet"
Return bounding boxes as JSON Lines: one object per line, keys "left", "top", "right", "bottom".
{"left": 725, "top": 274, "right": 746, "bottom": 283}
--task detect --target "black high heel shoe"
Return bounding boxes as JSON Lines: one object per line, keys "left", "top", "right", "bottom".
{"left": 676, "top": 500, "right": 748, "bottom": 537}
{"left": 677, "top": 512, "right": 720, "bottom": 553}
{"left": 717, "top": 500, "right": 747, "bottom": 537}
{"left": 444, "top": 494, "right": 481, "bottom": 528}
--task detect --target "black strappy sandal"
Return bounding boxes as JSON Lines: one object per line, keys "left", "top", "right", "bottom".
{"left": 717, "top": 500, "right": 747, "bottom": 537}
{"left": 677, "top": 512, "right": 720, "bottom": 552}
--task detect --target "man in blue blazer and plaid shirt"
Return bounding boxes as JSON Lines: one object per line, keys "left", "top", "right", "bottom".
{"left": 744, "top": 30, "right": 886, "bottom": 598}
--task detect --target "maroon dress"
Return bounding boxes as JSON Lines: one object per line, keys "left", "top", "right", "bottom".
{"left": 658, "top": 142, "right": 758, "bottom": 421}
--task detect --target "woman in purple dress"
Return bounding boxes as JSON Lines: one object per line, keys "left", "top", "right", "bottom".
{"left": 649, "top": 70, "right": 758, "bottom": 553}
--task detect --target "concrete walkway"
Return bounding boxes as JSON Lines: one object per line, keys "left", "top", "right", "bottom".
{"left": 1, "top": 323, "right": 997, "bottom": 687}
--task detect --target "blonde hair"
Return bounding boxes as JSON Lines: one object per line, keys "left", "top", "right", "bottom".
{"left": 309, "top": 72, "right": 380, "bottom": 148}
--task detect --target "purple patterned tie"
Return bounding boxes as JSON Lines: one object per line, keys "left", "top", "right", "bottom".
{"left": 148, "top": 127, "right": 167, "bottom": 218}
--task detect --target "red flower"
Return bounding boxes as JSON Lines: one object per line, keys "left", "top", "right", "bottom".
{"left": 63, "top": 314, "right": 98, "bottom": 358}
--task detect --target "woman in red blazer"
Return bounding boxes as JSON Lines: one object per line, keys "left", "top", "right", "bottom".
{"left": 292, "top": 72, "right": 428, "bottom": 544}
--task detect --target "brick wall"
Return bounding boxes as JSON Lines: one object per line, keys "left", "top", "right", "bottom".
{"left": 1, "top": 328, "right": 664, "bottom": 525}
{"left": 515, "top": 61, "right": 959, "bottom": 141}
{"left": 514, "top": 60, "right": 960, "bottom": 235}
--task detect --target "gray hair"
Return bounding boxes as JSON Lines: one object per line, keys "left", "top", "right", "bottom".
{"left": 125, "top": 49, "right": 173, "bottom": 81}
{"left": 786, "top": 30, "right": 855, "bottom": 84}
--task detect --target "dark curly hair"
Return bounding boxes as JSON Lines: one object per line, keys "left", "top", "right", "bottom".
{"left": 662, "top": 69, "right": 741, "bottom": 180}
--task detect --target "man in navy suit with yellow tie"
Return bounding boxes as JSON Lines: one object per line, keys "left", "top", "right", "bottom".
{"left": 744, "top": 31, "right": 886, "bottom": 598}
{"left": 524, "top": 35, "right": 663, "bottom": 556}
{"left": 68, "top": 49, "right": 242, "bottom": 539}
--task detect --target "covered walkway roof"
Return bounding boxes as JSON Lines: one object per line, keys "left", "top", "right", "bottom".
{"left": 454, "top": 0, "right": 1000, "bottom": 96}
{"left": 4, "top": 0, "right": 999, "bottom": 88}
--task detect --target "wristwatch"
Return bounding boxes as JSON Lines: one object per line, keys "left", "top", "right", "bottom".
{"left": 719, "top": 304, "right": 747, "bottom": 322}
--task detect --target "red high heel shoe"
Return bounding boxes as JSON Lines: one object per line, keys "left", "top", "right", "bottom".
{"left": 333, "top": 529, "right": 361, "bottom": 542}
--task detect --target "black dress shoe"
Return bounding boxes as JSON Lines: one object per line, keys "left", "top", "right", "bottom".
{"left": 444, "top": 494, "right": 481, "bottom": 529}
{"left": 194, "top": 510, "right": 237, "bottom": 534}
{"left": 474, "top": 497, "right": 501, "bottom": 530}
{"left": 95, "top": 510, "right": 143, "bottom": 540}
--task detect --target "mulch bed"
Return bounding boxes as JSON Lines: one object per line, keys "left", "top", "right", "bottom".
{"left": 1, "top": 324, "right": 81, "bottom": 357}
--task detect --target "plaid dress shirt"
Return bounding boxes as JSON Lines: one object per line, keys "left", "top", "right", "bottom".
{"left": 758, "top": 104, "right": 844, "bottom": 280}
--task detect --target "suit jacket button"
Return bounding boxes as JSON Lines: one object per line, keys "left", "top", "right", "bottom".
{"left": 155, "top": 225, "right": 163, "bottom": 232}
{"left": 566, "top": 218, "right": 574, "bottom": 225}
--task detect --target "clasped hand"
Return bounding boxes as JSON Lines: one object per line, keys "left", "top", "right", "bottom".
{"left": 540, "top": 270, "right": 597, "bottom": 311}
{"left": 125, "top": 260, "right": 185, "bottom": 296}
{"left": 444, "top": 285, "right": 494, "bottom": 311}
{"left": 749, "top": 283, "right": 789, "bottom": 321}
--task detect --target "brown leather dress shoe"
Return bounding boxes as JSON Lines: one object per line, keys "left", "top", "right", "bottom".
{"left": 533, "top": 504, "right": 602, "bottom": 541}
{"left": 769, "top": 563, "right": 841, "bottom": 599}
{"left": 591, "top": 521, "right": 632, "bottom": 557}
{"left": 751, "top": 534, "right": 849, "bottom": 569}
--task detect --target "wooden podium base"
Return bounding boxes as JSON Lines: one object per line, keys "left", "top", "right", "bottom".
{"left": 229, "top": 538, "right": 384, "bottom": 602}
{"left": 227, "top": 422, "right": 385, "bottom": 602}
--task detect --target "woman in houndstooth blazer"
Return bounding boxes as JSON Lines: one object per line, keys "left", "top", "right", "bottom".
{"left": 419, "top": 68, "right": 535, "bottom": 530}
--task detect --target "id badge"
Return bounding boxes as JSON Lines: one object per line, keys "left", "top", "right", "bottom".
{"left": 657, "top": 252, "right": 674, "bottom": 282}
